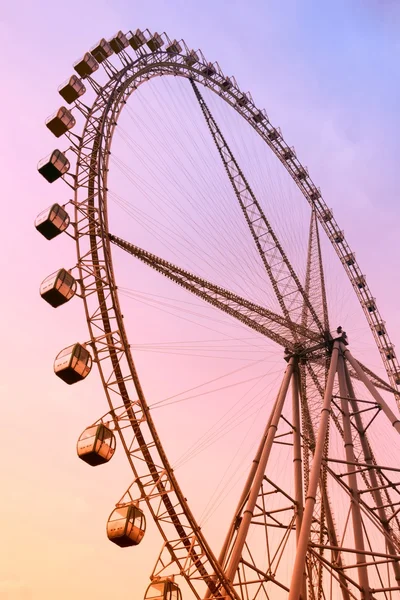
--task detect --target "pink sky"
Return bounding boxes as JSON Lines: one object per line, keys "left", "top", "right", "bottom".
{"left": 2, "top": 1, "right": 400, "bottom": 599}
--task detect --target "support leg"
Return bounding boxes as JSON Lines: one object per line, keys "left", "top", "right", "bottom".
{"left": 288, "top": 341, "right": 340, "bottom": 600}
{"left": 342, "top": 346, "right": 400, "bottom": 435}
{"left": 337, "top": 354, "right": 371, "bottom": 599}
{"left": 292, "top": 366, "right": 307, "bottom": 600}
{"left": 343, "top": 362, "right": 400, "bottom": 588}
{"left": 321, "top": 486, "right": 352, "bottom": 600}
{"left": 217, "top": 395, "right": 280, "bottom": 571}
{"left": 224, "top": 357, "right": 296, "bottom": 583}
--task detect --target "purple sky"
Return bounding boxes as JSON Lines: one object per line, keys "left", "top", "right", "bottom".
{"left": 2, "top": 1, "right": 400, "bottom": 598}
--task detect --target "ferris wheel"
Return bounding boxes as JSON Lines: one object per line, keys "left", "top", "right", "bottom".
{"left": 35, "top": 28, "right": 400, "bottom": 600}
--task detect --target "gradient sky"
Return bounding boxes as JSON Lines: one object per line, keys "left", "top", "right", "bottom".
{"left": 2, "top": 1, "right": 400, "bottom": 599}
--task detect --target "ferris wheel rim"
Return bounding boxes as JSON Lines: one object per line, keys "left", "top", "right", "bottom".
{"left": 68, "top": 36, "right": 400, "bottom": 597}
{"left": 81, "top": 51, "right": 399, "bottom": 393}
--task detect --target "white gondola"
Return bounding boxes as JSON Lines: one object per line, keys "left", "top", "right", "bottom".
{"left": 107, "top": 504, "right": 146, "bottom": 547}
{"left": 54, "top": 343, "right": 92, "bottom": 385}
{"left": 90, "top": 38, "right": 114, "bottom": 63}
{"left": 374, "top": 322, "right": 386, "bottom": 337}
{"left": 184, "top": 50, "right": 198, "bottom": 67}
{"left": 221, "top": 77, "right": 232, "bottom": 91}
{"left": 334, "top": 231, "right": 344, "bottom": 243}
{"left": 40, "top": 269, "right": 76, "bottom": 308}
{"left": 202, "top": 62, "right": 216, "bottom": 77}
{"left": 109, "top": 31, "right": 129, "bottom": 53}
{"left": 166, "top": 40, "right": 182, "bottom": 54}
{"left": 45, "top": 107, "right": 76, "bottom": 138}
{"left": 354, "top": 275, "right": 366, "bottom": 290}
{"left": 252, "top": 109, "right": 265, "bottom": 123}
{"left": 77, "top": 424, "right": 116, "bottom": 466}
{"left": 283, "top": 147, "right": 295, "bottom": 160}
{"left": 129, "top": 29, "right": 147, "bottom": 50}
{"left": 309, "top": 188, "right": 321, "bottom": 201}
{"left": 386, "top": 345, "right": 396, "bottom": 360}
{"left": 37, "top": 150, "right": 70, "bottom": 183}
{"left": 343, "top": 252, "right": 355, "bottom": 267}
{"left": 321, "top": 209, "right": 333, "bottom": 222}
{"left": 147, "top": 32, "right": 164, "bottom": 52}
{"left": 365, "top": 298, "right": 377, "bottom": 313}
{"left": 73, "top": 53, "right": 99, "bottom": 78}
{"left": 267, "top": 128, "right": 279, "bottom": 141}
{"left": 296, "top": 166, "right": 307, "bottom": 180}
{"left": 35, "top": 204, "right": 70, "bottom": 240}
{"left": 236, "top": 93, "right": 249, "bottom": 107}
{"left": 144, "top": 579, "right": 182, "bottom": 600}
{"left": 58, "top": 75, "right": 86, "bottom": 104}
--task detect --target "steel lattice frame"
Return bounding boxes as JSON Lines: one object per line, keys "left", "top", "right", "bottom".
{"left": 39, "top": 28, "right": 400, "bottom": 600}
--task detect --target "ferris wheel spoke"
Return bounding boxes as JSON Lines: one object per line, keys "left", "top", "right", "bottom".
{"left": 109, "top": 233, "right": 322, "bottom": 348}
{"left": 302, "top": 209, "right": 330, "bottom": 333}
{"left": 190, "top": 79, "right": 324, "bottom": 338}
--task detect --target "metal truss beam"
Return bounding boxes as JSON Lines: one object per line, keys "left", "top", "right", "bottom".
{"left": 109, "top": 233, "right": 322, "bottom": 349}
{"left": 190, "top": 79, "right": 324, "bottom": 337}
{"left": 302, "top": 208, "right": 329, "bottom": 332}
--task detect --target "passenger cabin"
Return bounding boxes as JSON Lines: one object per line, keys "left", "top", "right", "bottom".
{"left": 129, "top": 29, "right": 146, "bottom": 50}
{"left": 58, "top": 75, "right": 86, "bottom": 104}
{"left": 344, "top": 252, "right": 355, "bottom": 267}
{"left": 147, "top": 33, "right": 164, "bottom": 52}
{"left": 35, "top": 204, "right": 70, "bottom": 240}
{"left": 221, "top": 77, "right": 232, "bottom": 91}
{"left": 334, "top": 231, "right": 344, "bottom": 244}
{"left": 166, "top": 40, "right": 182, "bottom": 54}
{"left": 236, "top": 93, "right": 249, "bottom": 107}
{"left": 252, "top": 110, "right": 265, "bottom": 123}
{"left": 144, "top": 579, "right": 182, "bottom": 600}
{"left": 202, "top": 62, "right": 216, "bottom": 77}
{"left": 296, "top": 167, "right": 307, "bottom": 180}
{"left": 73, "top": 53, "right": 99, "bottom": 78}
{"left": 268, "top": 128, "right": 279, "bottom": 141}
{"left": 107, "top": 505, "right": 146, "bottom": 547}
{"left": 184, "top": 50, "right": 199, "bottom": 67}
{"left": 354, "top": 275, "right": 366, "bottom": 289}
{"left": 38, "top": 150, "right": 70, "bottom": 183}
{"left": 40, "top": 269, "right": 76, "bottom": 307}
{"left": 109, "top": 31, "right": 129, "bottom": 53}
{"left": 77, "top": 424, "right": 116, "bottom": 466}
{"left": 385, "top": 345, "right": 396, "bottom": 361}
{"left": 309, "top": 189, "right": 321, "bottom": 201}
{"left": 45, "top": 107, "right": 76, "bottom": 138}
{"left": 91, "top": 38, "right": 113, "bottom": 63}
{"left": 283, "top": 147, "right": 294, "bottom": 160}
{"left": 54, "top": 343, "right": 92, "bottom": 384}
{"left": 365, "top": 299, "right": 376, "bottom": 313}
{"left": 321, "top": 209, "right": 333, "bottom": 222}
{"left": 374, "top": 322, "right": 386, "bottom": 337}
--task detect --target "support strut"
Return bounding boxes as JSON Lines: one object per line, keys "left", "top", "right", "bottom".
{"left": 337, "top": 354, "right": 371, "bottom": 599}
{"left": 342, "top": 345, "right": 400, "bottom": 436}
{"left": 224, "top": 356, "right": 296, "bottom": 583}
{"left": 288, "top": 340, "right": 340, "bottom": 600}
